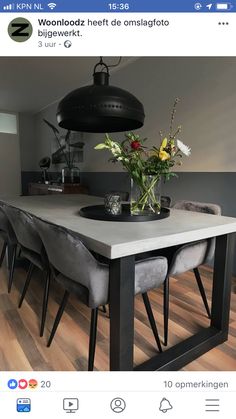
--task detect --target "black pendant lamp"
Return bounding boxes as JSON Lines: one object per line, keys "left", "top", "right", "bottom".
{"left": 57, "top": 57, "right": 145, "bottom": 133}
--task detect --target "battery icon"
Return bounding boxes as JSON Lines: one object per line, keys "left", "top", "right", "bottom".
{"left": 216, "top": 3, "right": 233, "bottom": 10}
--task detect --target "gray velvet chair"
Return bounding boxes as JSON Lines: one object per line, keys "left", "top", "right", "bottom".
{"left": 163, "top": 200, "right": 222, "bottom": 345}
{"left": 34, "top": 217, "right": 168, "bottom": 371}
{"left": 0, "top": 206, "right": 18, "bottom": 292}
{"left": 3, "top": 205, "right": 50, "bottom": 337}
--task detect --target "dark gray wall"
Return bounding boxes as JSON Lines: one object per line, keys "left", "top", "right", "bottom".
{"left": 162, "top": 172, "right": 236, "bottom": 217}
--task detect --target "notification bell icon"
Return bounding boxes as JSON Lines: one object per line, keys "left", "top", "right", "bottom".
{"left": 159, "top": 398, "right": 173, "bottom": 413}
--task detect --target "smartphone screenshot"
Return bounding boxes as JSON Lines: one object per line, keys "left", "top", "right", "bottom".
{"left": 0, "top": 0, "right": 235, "bottom": 417}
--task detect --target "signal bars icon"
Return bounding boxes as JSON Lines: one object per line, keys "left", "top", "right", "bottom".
{"left": 48, "top": 2, "right": 57, "bottom": 9}
{"left": 3, "top": 3, "right": 14, "bottom": 10}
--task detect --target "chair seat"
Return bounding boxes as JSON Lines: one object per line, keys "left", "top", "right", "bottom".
{"left": 135, "top": 246, "right": 178, "bottom": 264}
{"left": 54, "top": 256, "right": 168, "bottom": 308}
{"left": 168, "top": 240, "right": 209, "bottom": 276}
{"left": 134, "top": 256, "right": 167, "bottom": 294}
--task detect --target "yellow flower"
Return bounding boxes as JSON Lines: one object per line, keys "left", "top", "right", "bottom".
{"left": 158, "top": 138, "right": 170, "bottom": 160}
{"left": 159, "top": 150, "right": 170, "bottom": 161}
{"left": 160, "top": 137, "right": 168, "bottom": 150}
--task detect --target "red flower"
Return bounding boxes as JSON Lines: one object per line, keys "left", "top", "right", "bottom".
{"left": 131, "top": 140, "right": 141, "bottom": 150}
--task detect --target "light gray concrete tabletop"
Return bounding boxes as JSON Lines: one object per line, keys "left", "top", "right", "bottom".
{"left": 1, "top": 194, "right": 236, "bottom": 259}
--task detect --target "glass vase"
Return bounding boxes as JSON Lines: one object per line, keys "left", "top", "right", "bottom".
{"left": 61, "top": 166, "right": 80, "bottom": 184}
{"left": 130, "top": 175, "right": 161, "bottom": 215}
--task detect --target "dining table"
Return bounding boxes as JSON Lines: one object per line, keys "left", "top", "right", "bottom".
{"left": 1, "top": 193, "right": 236, "bottom": 371}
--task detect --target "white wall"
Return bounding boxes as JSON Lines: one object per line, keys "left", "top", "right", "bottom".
{"left": 0, "top": 112, "right": 21, "bottom": 195}
{"left": 27, "top": 57, "right": 236, "bottom": 173}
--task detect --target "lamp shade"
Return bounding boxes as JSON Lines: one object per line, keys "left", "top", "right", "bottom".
{"left": 57, "top": 61, "right": 145, "bottom": 133}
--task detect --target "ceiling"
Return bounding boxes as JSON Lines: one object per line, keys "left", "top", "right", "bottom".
{"left": 0, "top": 57, "right": 134, "bottom": 114}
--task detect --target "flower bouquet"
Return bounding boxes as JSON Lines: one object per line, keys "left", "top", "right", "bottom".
{"left": 95, "top": 99, "right": 191, "bottom": 215}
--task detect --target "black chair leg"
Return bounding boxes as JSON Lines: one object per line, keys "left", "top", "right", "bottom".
{"left": 6, "top": 244, "right": 14, "bottom": 270}
{"left": 18, "top": 263, "right": 34, "bottom": 308}
{"left": 40, "top": 270, "right": 51, "bottom": 337}
{"left": 88, "top": 308, "right": 98, "bottom": 371}
{"left": 142, "top": 292, "right": 162, "bottom": 353}
{"left": 99, "top": 305, "right": 107, "bottom": 313}
{"left": 163, "top": 276, "right": 169, "bottom": 346}
{"left": 17, "top": 247, "right": 22, "bottom": 259}
{"left": 99, "top": 305, "right": 110, "bottom": 318}
{"left": 47, "top": 290, "right": 69, "bottom": 347}
{"left": 0, "top": 241, "right": 7, "bottom": 267}
{"left": 8, "top": 245, "right": 17, "bottom": 293}
{"left": 193, "top": 267, "right": 211, "bottom": 318}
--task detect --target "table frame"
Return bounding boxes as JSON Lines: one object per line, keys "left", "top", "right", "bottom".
{"left": 109, "top": 233, "right": 235, "bottom": 371}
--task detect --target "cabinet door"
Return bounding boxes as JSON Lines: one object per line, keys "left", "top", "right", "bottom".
{"left": 28, "top": 183, "right": 48, "bottom": 195}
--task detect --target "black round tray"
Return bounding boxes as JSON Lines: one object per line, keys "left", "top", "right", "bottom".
{"left": 79, "top": 204, "right": 170, "bottom": 222}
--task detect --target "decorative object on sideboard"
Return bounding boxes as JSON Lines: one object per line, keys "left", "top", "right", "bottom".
{"left": 43, "top": 119, "right": 84, "bottom": 184}
{"left": 39, "top": 156, "right": 51, "bottom": 184}
{"left": 57, "top": 57, "right": 145, "bottom": 132}
{"left": 61, "top": 166, "right": 80, "bottom": 184}
{"left": 95, "top": 98, "right": 191, "bottom": 216}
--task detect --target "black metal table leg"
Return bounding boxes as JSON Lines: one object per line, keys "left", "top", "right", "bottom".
{"left": 109, "top": 255, "right": 135, "bottom": 371}
{"left": 211, "top": 233, "right": 235, "bottom": 333}
{"left": 134, "top": 233, "right": 235, "bottom": 371}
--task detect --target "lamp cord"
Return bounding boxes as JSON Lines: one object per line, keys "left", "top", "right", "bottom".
{"left": 94, "top": 56, "right": 122, "bottom": 74}
{"left": 104, "top": 57, "right": 122, "bottom": 69}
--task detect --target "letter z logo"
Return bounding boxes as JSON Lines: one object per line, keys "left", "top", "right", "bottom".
{"left": 12, "top": 23, "right": 29, "bottom": 37}
{"left": 8, "top": 18, "right": 33, "bottom": 42}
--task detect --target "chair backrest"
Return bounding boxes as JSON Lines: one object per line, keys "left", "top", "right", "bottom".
{"left": 173, "top": 200, "right": 222, "bottom": 262}
{"left": 34, "top": 217, "right": 109, "bottom": 307}
{"left": 0, "top": 207, "right": 9, "bottom": 232}
{"left": 0, "top": 205, "right": 17, "bottom": 243}
{"left": 3, "top": 206, "right": 42, "bottom": 254}
{"left": 161, "top": 195, "right": 172, "bottom": 208}
{"left": 173, "top": 200, "right": 221, "bottom": 215}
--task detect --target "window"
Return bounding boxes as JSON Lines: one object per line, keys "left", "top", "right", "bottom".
{"left": 0, "top": 112, "right": 17, "bottom": 134}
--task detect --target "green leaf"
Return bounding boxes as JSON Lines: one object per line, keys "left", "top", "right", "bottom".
{"left": 105, "top": 133, "right": 111, "bottom": 141}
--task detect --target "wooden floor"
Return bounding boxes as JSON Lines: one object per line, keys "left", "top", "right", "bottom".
{"left": 0, "top": 261, "right": 235, "bottom": 371}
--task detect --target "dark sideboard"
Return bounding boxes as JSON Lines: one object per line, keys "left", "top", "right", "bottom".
{"left": 28, "top": 182, "right": 88, "bottom": 195}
